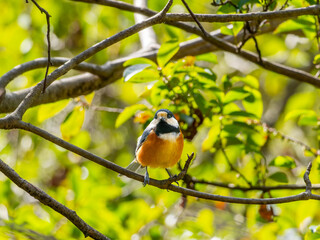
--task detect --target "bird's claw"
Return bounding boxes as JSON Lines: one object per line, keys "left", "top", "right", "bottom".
{"left": 143, "top": 167, "right": 150, "bottom": 187}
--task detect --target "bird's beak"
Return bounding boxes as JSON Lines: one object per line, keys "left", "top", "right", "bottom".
{"left": 159, "top": 117, "right": 165, "bottom": 122}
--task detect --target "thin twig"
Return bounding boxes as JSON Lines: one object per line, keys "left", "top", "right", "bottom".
{"left": 221, "top": 146, "right": 252, "bottom": 187}
{"left": 0, "top": 158, "right": 109, "bottom": 240}
{"left": 259, "top": 122, "right": 320, "bottom": 157}
{"left": 181, "top": 0, "right": 209, "bottom": 38}
{"left": 251, "top": 35, "right": 263, "bottom": 63}
{"left": 304, "top": 161, "right": 313, "bottom": 196}
{"left": 167, "top": 153, "right": 194, "bottom": 185}
{"left": 92, "top": 106, "right": 124, "bottom": 113}
{"left": 189, "top": 178, "right": 320, "bottom": 191}
{"left": 280, "top": 0, "right": 289, "bottom": 10}
{"left": 28, "top": 0, "right": 53, "bottom": 93}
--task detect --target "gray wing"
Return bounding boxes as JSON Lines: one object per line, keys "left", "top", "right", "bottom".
{"left": 135, "top": 127, "right": 153, "bottom": 153}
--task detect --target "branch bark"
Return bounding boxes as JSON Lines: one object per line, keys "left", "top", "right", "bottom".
{"left": 8, "top": 0, "right": 173, "bottom": 120}
{"left": 73, "top": 0, "right": 320, "bottom": 87}
{"left": 0, "top": 158, "right": 109, "bottom": 240}
{"left": 73, "top": 0, "right": 320, "bottom": 22}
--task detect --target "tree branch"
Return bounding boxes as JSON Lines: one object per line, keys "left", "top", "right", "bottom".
{"left": 74, "top": 0, "right": 320, "bottom": 87}
{"left": 27, "top": 0, "right": 53, "bottom": 93}
{"left": 2, "top": 1, "right": 320, "bottom": 113}
{"left": 187, "top": 177, "right": 320, "bottom": 191}
{"left": 9, "top": 0, "right": 173, "bottom": 120}
{"left": 73, "top": 0, "right": 320, "bottom": 23}
{"left": 0, "top": 119, "right": 318, "bottom": 205}
{"left": 0, "top": 158, "right": 109, "bottom": 240}
{"left": 0, "top": 18, "right": 315, "bottom": 114}
{"left": 0, "top": 28, "right": 249, "bottom": 113}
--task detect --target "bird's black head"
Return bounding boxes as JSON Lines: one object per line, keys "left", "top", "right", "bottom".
{"left": 154, "top": 109, "right": 175, "bottom": 119}
{"left": 152, "top": 109, "right": 180, "bottom": 135}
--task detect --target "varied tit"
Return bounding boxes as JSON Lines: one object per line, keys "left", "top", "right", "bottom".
{"left": 125, "top": 109, "right": 184, "bottom": 186}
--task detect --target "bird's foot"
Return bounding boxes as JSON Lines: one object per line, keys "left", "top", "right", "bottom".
{"left": 143, "top": 167, "right": 150, "bottom": 187}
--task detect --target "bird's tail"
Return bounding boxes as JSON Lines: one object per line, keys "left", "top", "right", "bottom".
{"left": 119, "top": 159, "right": 142, "bottom": 176}
{"left": 126, "top": 159, "right": 142, "bottom": 172}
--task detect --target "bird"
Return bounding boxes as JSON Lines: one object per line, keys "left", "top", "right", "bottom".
{"left": 125, "top": 109, "right": 184, "bottom": 186}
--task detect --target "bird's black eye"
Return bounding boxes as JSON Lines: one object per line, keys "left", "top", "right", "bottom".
{"left": 167, "top": 112, "right": 173, "bottom": 118}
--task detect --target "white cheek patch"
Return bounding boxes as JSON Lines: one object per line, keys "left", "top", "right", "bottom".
{"left": 148, "top": 118, "right": 159, "bottom": 129}
{"left": 159, "top": 132, "right": 180, "bottom": 141}
{"left": 166, "top": 118, "right": 179, "bottom": 128}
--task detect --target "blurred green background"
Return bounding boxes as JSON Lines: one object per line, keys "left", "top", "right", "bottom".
{"left": 1, "top": 0, "right": 320, "bottom": 239}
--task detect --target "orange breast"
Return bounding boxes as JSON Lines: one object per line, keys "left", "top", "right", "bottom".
{"left": 136, "top": 130, "right": 184, "bottom": 168}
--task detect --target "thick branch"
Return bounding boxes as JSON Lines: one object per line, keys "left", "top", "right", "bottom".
{"left": 73, "top": 0, "right": 320, "bottom": 22}
{"left": 0, "top": 119, "right": 317, "bottom": 205}
{"left": 0, "top": 57, "right": 107, "bottom": 88}
{"left": 0, "top": 158, "right": 109, "bottom": 240}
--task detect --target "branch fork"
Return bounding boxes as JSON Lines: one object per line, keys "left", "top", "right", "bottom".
{"left": 162, "top": 152, "right": 195, "bottom": 188}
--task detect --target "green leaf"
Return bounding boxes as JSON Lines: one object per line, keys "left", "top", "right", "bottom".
{"left": 231, "top": 75, "right": 259, "bottom": 89}
{"left": 196, "top": 53, "right": 218, "bottom": 64}
{"left": 305, "top": 226, "right": 320, "bottom": 240}
{"left": 194, "top": 91, "right": 208, "bottom": 114}
{"left": 313, "top": 54, "right": 320, "bottom": 64}
{"left": 202, "top": 116, "right": 221, "bottom": 152}
{"left": 60, "top": 106, "right": 85, "bottom": 140}
{"left": 70, "top": 130, "right": 91, "bottom": 149}
{"left": 224, "top": 87, "right": 250, "bottom": 105}
{"left": 243, "top": 87, "right": 263, "bottom": 118}
{"left": 197, "top": 209, "right": 214, "bottom": 235}
{"left": 274, "top": 16, "right": 315, "bottom": 39}
{"left": 37, "top": 99, "right": 70, "bottom": 123}
{"left": 232, "top": 22, "right": 244, "bottom": 36}
{"left": 123, "top": 64, "right": 159, "bottom": 83}
{"left": 269, "top": 156, "right": 296, "bottom": 169}
{"left": 227, "top": 110, "right": 258, "bottom": 119}
{"left": 123, "top": 57, "right": 158, "bottom": 69}
{"left": 115, "top": 104, "right": 147, "bottom": 128}
{"left": 298, "top": 114, "right": 318, "bottom": 126}
{"left": 268, "top": 172, "right": 288, "bottom": 183}
{"left": 220, "top": 26, "right": 233, "bottom": 36}
{"left": 285, "top": 109, "right": 316, "bottom": 121}
{"left": 157, "top": 39, "right": 180, "bottom": 68}
{"left": 285, "top": 109, "right": 318, "bottom": 126}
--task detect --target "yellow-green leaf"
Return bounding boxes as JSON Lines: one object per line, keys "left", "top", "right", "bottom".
{"left": 37, "top": 99, "right": 70, "bottom": 123}
{"left": 269, "top": 172, "right": 288, "bottom": 183}
{"left": 60, "top": 106, "right": 85, "bottom": 140}
{"left": 202, "top": 116, "right": 221, "bottom": 152}
{"left": 124, "top": 57, "right": 158, "bottom": 69}
{"left": 115, "top": 104, "right": 148, "bottom": 128}
{"left": 157, "top": 39, "right": 180, "bottom": 68}
{"left": 269, "top": 156, "right": 296, "bottom": 169}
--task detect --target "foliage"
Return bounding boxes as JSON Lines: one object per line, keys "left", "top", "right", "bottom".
{"left": 1, "top": 0, "right": 320, "bottom": 240}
